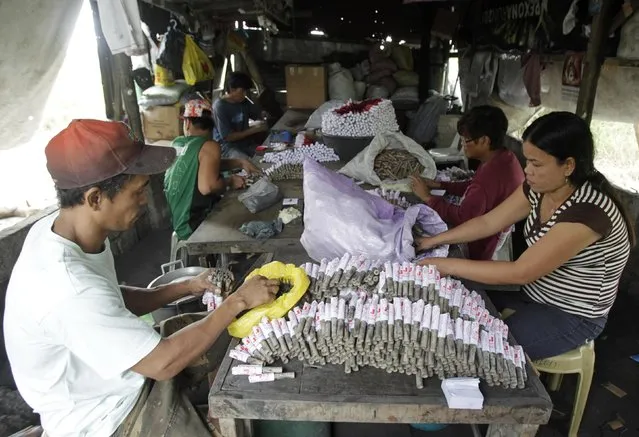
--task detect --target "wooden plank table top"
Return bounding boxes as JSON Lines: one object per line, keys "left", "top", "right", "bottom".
{"left": 209, "top": 250, "right": 552, "bottom": 437}
{"left": 185, "top": 179, "right": 305, "bottom": 256}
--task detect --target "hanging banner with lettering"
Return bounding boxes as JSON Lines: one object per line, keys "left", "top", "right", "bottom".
{"left": 470, "top": 0, "right": 575, "bottom": 50}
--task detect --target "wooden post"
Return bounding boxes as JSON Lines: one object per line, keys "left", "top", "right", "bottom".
{"left": 89, "top": 0, "right": 122, "bottom": 121}
{"left": 89, "top": 1, "right": 170, "bottom": 233}
{"left": 113, "top": 53, "right": 144, "bottom": 140}
{"left": 418, "top": 3, "right": 438, "bottom": 102}
{"left": 575, "top": 0, "right": 617, "bottom": 125}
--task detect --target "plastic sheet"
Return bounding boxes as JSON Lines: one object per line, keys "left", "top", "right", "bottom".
{"left": 328, "top": 63, "right": 357, "bottom": 101}
{"left": 238, "top": 178, "right": 282, "bottom": 214}
{"left": 354, "top": 81, "right": 367, "bottom": 100}
{"left": 182, "top": 35, "right": 215, "bottom": 85}
{"left": 391, "top": 45, "right": 414, "bottom": 71}
{"left": 156, "top": 26, "right": 185, "bottom": 74}
{"left": 366, "top": 85, "right": 390, "bottom": 99}
{"left": 301, "top": 159, "right": 448, "bottom": 264}
{"left": 227, "top": 262, "right": 310, "bottom": 338}
{"left": 138, "top": 81, "right": 191, "bottom": 107}
{"left": 393, "top": 70, "right": 419, "bottom": 87}
{"left": 497, "top": 57, "right": 530, "bottom": 108}
{"left": 391, "top": 86, "right": 419, "bottom": 103}
{"left": 406, "top": 95, "right": 448, "bottom": 146}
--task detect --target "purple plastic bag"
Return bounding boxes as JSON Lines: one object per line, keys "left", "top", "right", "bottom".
{"left": 301, "top": 159, "right": 448, "bottom": 263}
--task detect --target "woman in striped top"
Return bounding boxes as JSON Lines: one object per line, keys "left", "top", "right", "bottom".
{"left": 416, "top": 112, "right": 635, "bottom": 359}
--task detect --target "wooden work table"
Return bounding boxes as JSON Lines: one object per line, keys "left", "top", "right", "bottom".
{"left": 185, "top": 179, "right": 305, "bottom": 258}
{"left": 184, "top": 160, "right": 343, "bottom": 264}
{"left": 209, "top": 250, "right": 552, "bottom": 437}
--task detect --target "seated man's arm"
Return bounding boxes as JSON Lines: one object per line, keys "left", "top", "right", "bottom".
{"left": 121, "top": 279, "right": 199, "bottom": 317}
{"left": 197, "top": 140, "right": 227, "bottom": 195}
{"left": 132, "top": 276, "right": 279, "bottom": 380}
{"left": 225, "top": 125, "right": 267, "bottom": 143}
{"left": 220, "top": 158, "right": 260, "bottom": 174}
{"left": 50, "top": 276, "right": 278, "bottom": 382}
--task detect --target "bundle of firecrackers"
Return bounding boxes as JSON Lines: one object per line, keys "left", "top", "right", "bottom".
{"left": 374, "top": 149, "right": 425, "bottom": 181}
{"left": 229, "top": 255, "right": 528, "bottom": 389}
{"left": 261, "top": 142, "right": 339, "bottom": 181}
{"left": 262, "top": 143, "right": 339, "bottom": 165}
{"left": 201, "top": 268, "right": 234, "bottom": 312}
{"left": 321, "top": 98, "right": 399, "bottom": 137}
{"left": 263, "top": 162, "right": 304, "bottom": 181}
{"left": 435, "top": 167, "right": 475, "bottom": 183}
{"left": 367, "top": 187, "right": 413, "bottom": 209}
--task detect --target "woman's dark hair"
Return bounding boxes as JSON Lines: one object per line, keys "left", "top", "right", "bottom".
{"left": 226, "top": 72, "right": 253, "bottom": 92}
{"left": 523, "top": 111, "right": 636, "bottom": 246}
{"left": 457, "top": 105, "right": 508, "bottom": 150}
{"left": 186, "top": 109, "right": 214, "bottom": 131}
{"left": 56, "top": 173, "right": 132, "bottom": 209}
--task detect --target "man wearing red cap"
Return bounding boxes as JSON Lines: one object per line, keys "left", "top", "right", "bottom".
{"left": 3, "top": 120, "right": 279, "bottom": 436}
{"left": 165, "top": 99, "right": 259, "bottom": 241}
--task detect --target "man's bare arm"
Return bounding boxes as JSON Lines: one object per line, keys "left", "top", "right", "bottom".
{"left": 131, "top": 277, "right": 279, "bottom": 380}
{"left": 121, "top": 282, "right": 193, "bottom": 316}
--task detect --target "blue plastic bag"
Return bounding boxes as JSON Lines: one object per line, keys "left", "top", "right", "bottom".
{"left": 300, "top": 159, "right": 448, "bottom": 263}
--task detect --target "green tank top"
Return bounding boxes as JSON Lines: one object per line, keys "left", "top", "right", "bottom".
{"left": 164, "top": 136, "right": 215, "bottom": 240}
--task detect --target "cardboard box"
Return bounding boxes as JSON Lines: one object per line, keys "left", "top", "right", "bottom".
{"left": 285, "top": 65, "right": 327, "bottom": 109}
{"left": 141, "top": 104, "right": 183, "bottom": 141}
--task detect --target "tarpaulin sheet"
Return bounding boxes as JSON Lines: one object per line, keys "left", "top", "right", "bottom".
{"left": 0, "top": 0, "right": 83, "bottom": 150}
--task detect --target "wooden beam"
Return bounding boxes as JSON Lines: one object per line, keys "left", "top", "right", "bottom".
{"left": 418, "top": 3, "right": 438, "bottom": 102}
{"left": 89, "top": 0, "right": 122, "bottom": 121}
{"left": 575, "top": 0, "right": 617, "bottom": 125}
{"left": 113, "top": 54, "right": 144, "bottom": 140}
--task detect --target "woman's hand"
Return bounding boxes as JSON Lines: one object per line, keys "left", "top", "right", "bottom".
{"left": 414, "top": 236, "right": 436, "bottom": 253}
{"left": 417, "top": 257, "right": 455, "bottom": 276}
{"left": 411, "top": 175, "right": 437, "bottom": 202}
{"left": 241, "top": 160, "right": 260, "bottom": 175}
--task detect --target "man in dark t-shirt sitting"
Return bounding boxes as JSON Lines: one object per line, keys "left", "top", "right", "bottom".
{"left": 212, "top": 72, "right": 268, "bottom": 159}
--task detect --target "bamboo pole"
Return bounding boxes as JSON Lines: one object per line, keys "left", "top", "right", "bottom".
{"left": 575, "top": 0, "right": 617, "bottom": 125}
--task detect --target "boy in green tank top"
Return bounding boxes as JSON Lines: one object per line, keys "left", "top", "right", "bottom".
{"left": 164, "top": 99, "right": 259, "bottom": 240}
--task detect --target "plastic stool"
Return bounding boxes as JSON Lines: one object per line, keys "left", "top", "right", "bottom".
{"left": 169, "top": 231, "right": 188, "bottom": 270}
{"left": 533, "top": 341, "right": 595, "bottom": 437}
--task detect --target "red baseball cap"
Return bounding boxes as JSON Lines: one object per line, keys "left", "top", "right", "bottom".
{"left": 46, "top": 119, "right": 176, "bottom": 189}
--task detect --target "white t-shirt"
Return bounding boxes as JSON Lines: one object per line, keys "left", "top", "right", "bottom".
{"left": 4, "top": 214, "right": 161, "bottom": 437}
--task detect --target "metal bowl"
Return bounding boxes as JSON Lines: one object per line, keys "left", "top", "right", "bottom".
{"left": 148, "top": 261, "right": 207, "bottom": 323}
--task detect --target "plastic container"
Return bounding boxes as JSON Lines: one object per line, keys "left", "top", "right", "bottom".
{"left": 322, "top": 134, "right": 374, "bottom": 163}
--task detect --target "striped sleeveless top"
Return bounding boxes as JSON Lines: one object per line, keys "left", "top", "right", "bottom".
{"left": 522, "top": 182, "right": 630, "bottom": 318}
